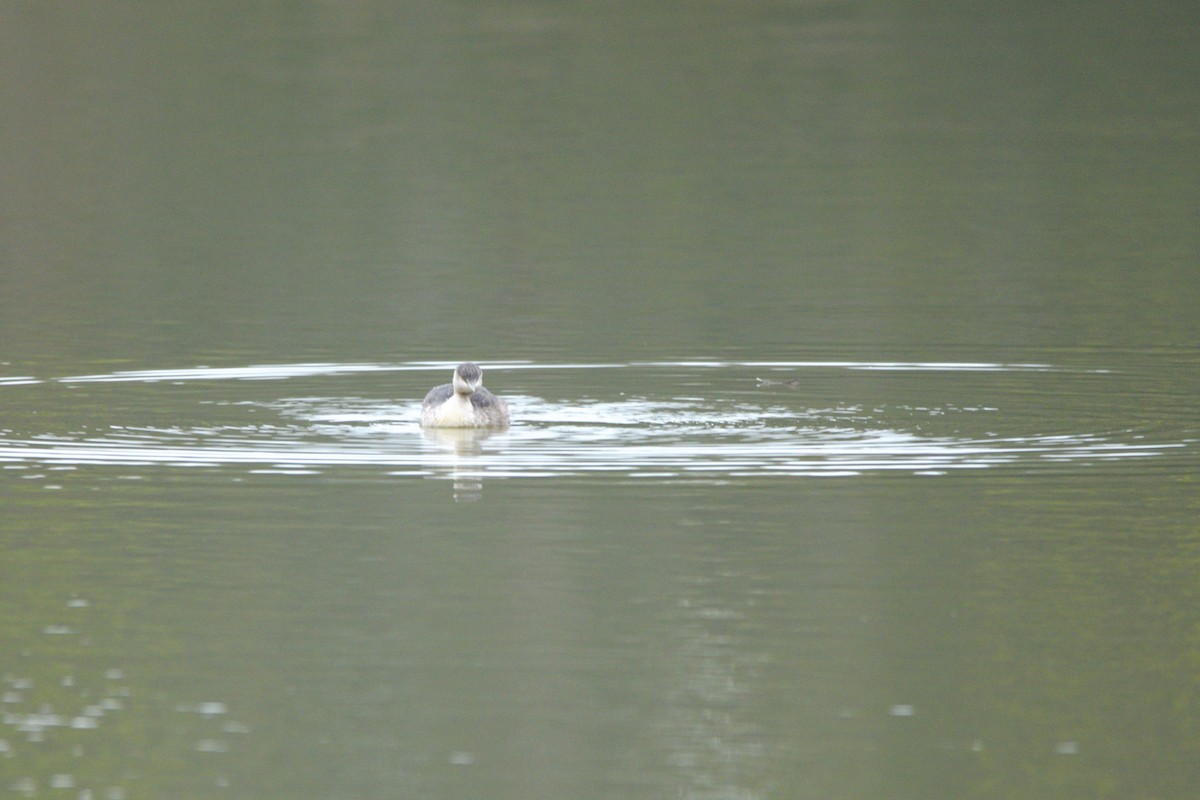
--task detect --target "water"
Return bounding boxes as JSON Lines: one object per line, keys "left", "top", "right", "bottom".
{"left": 3, "top": 2, "right": 1200, "bottom": 799}
{"left": 2, "top": 355, "right": 1198, "bottom": 798}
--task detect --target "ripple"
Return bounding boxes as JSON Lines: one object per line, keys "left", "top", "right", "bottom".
{"left": 0, "top": 400, "right": 1184, "bottom": 480}
{"left": 50, "top": 358, "right": 1079, "bottom": 385}
{"left": 0, "top": 360, "right": 1192, "bottom": 481}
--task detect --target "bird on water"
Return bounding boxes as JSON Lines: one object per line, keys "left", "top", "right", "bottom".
{"left": 419, "top": 362, "right": 510, "bottom": 428}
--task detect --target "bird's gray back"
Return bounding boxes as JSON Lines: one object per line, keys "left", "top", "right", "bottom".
{"left": 470, "top": 387, "right": 505, "bottom": 409}
{"left": 421, "top": 383, "right": 454, "bottom": 407}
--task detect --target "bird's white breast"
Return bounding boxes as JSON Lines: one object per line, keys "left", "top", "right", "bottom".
{"left": 420, "top": 393, "right": 478, "bottom": 428}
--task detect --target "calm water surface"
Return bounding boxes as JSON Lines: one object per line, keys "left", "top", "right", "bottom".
{"left": 3, "top": 2, "right": 1199, "bottom": 799}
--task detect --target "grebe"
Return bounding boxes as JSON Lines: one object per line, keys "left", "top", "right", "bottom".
{"left": 419, "top": 362, "right": 510, "bottom": 428}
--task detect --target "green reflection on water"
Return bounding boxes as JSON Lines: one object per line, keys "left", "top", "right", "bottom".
{"left": 2, "top": 0, "right": 1199, "bottom": 798}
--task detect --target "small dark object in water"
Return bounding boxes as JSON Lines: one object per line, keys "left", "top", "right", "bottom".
{"left": 755, "top": 377, "right": 799, "bottom": 389}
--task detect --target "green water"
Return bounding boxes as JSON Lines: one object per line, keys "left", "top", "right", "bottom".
{"left": 2, "top": 3, "right": 1198, "bottom": 798}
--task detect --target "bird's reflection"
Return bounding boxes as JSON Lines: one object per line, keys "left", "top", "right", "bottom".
{"left": 420, "top": 427, "right": 505, "bottom": 502}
